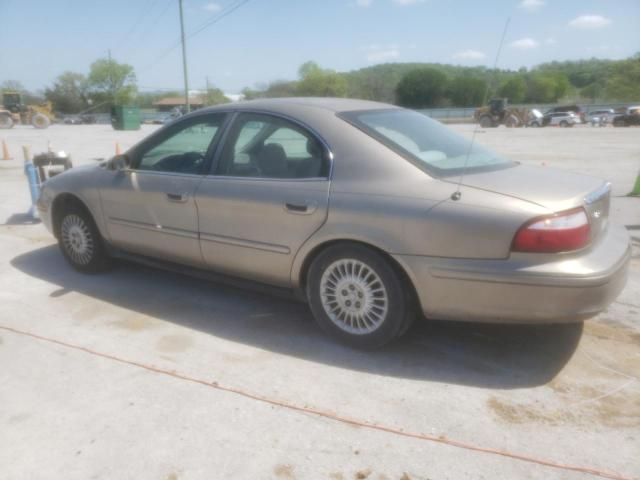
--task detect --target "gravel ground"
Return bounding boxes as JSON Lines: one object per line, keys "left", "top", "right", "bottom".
{"left": 0, "top": 123, "right": 639, "bottom": 480}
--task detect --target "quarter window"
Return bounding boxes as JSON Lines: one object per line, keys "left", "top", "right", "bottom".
{"left": 215, "top": 113, "right": 329, "bottom": 179}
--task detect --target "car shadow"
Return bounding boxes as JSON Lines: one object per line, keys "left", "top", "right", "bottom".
{"left": 2, "top": 213, "right": 41, "bottom": 226}
{"left": 11, "top": 245, "right": 583, "bottom": 389}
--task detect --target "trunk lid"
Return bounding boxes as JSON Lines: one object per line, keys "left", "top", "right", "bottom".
{"left": 444, "top": 164, "right": 611, "bottom": 240}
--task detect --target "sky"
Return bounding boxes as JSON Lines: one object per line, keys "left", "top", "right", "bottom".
{"left": 0, "top": 0, "right": 638, "bottom": 95}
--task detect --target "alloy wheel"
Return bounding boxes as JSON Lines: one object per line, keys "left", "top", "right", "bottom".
{"left": 61, "top": 214, "right": 94, "bottom": 265}
{"left": 319, "top": 258, "right": 389, "bottom": 335}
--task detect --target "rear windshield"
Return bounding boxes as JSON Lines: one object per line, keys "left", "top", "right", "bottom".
{"left": 339, "top": 109, "right": 515, "bottom": 177}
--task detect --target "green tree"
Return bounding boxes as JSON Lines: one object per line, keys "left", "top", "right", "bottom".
{"left": 44, "top": 72, "right": 88, "bottom": 114}
{"left": 395, "top": 68, "right": 448, "bottom": 108}
{"left": 580, "top": 83, "right": 602, "bottom": 102}
{"left": 241, "top": 87, "right": 261, "bottom": 100}
{"left": 204, "top": 86, "right": 230, "bottom": 106}
{"left": 498, "top": 77, "right": 527, "bottom": 103}
{"left": 604, "top": 57, "right": 640, "bottom": 101}
{"left": 296, "top": 61, "right": 347, "bottom": 97}
{"left": 526, "top": 75, "right": 557, "bottom": 103}
{"left": 550, "top": 72, "right": 571, "bottom": 100}
{"left": 264, "top": 80, "right": 298, "bottom": 97}
{"left": 1, "top": 80, "right": 45, "bottom": 105}
{"left": 1, "top": 80, "right": 25, "bottom": 93}
{"left": 87, "top": 57, "right": 137, "bottom": 107}
{"left": 448, "top": 76, "right": 486, "bottom": 107}
{"left": 298, "top": 61, "right": 322, "bottom": 79}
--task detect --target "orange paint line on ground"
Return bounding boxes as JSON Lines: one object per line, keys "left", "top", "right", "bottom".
{"left": 0, "top": 324, "right": 634, "bottom": 480}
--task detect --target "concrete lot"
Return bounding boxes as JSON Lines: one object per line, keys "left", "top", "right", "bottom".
{"left": 0, "top": 124, "right": 639, "bottom": 480}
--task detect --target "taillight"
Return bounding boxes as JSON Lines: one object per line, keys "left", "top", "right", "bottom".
{"left": 511, "top": 208, "right": 590, "bottom": 253}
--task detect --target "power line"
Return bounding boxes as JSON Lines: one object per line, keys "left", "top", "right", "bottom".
{"left": 187, "top": 0, "right": 251, "bottom": 39}
{"left": 113, "top": 0, "right": 159, "bottom": 53}
{"left": 130, "top": 0, "right": 173, "bottom": 49}
{"left": 138, "top": 0, "right": 252, "bottom": 73}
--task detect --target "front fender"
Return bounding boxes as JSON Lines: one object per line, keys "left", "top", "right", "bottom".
{"left": 40, "top": 165, "right": 111, "bottom": 240}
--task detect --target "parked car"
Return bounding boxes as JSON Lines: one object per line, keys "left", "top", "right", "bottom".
{"left": 545, "top": 105, "right": 586, "bottom": 123}
{"left": 527, "top": 108, "right": 543, "bottom": 127}
{"left": 37, "top": 98, "right": 630, "bottom": 348}
{"left": 63, "top": 116, "right": 83, "bottom": 125}
{"left": 530, "top": 111, "right": 580, "bottom": 127}
{"left": 612, "top": 106, "right": 640, "bottom": 127}
{"left": 586, "top": 109, "right": 614, "bottom": 122}
{"left": 63, "top": 114, "right": 96, "bottom": 125}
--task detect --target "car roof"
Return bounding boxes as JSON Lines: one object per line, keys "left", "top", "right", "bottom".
{"left": 199, "top": 97, "right": 398, "bottom": 115}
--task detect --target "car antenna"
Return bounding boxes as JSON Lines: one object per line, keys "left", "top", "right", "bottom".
{"left": 451, "top": 17, "right": 511, "bottom": 201}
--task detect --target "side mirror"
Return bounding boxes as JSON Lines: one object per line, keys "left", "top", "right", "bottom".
{"left": 108, "top": 154, "right": 130, "bottom": 171}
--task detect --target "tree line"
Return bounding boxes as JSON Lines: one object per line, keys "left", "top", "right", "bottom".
{"left": 245, "top": 54, "right": 640, "bottom": 108}
{"left": 1, "top": 57, "right": 229, "bottom": 115}
{"left": 2, "top": 54, "right": 638, "bottom": 114}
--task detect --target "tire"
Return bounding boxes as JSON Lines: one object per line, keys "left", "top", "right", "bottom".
{"left": 31, "top": 113, "right": 50, "bottom": 129}
{"left": 479, "top": 116, "right": 494, "bottom": 128}
{"left": 56, "top": 203, "right": 111, "bottom": 273}
{"left": 306, "top": 244, "right": 415, "bottom": 349}
{"left": 0, "top": 114, "right": 14, "bottom": 129}
{"left": 613, "top": 119, "right": 627, "bottom": 127}
{"left": 530, "top": 121, "right": 540, "bottom": 128}
{"left": 505, "top": 115, "right": 519, "bottom": 128}
{"left": 559, "top": 120, "right": 568, "bottom": 128}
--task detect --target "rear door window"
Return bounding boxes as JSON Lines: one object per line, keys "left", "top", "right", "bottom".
{"left": 214, "top": 113, "right": 330, "bottom": 179}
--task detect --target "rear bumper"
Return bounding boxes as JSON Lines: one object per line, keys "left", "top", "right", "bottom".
{"left": 393, "top": 224, "right": 631, "bottom": 324}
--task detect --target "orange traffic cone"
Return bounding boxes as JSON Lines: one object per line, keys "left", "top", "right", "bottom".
{"left": 115, "top": 142, "right": 122, "bottom": 155}
{"left": 2, "top": 140, "right": 12, "bottom": 160}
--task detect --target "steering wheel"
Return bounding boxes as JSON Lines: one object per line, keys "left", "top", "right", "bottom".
{"left": 181, "top": 151, "right": 205, "bottom": 170}
{"left": 153, "top": 151, "right": 205, "bottom": 173}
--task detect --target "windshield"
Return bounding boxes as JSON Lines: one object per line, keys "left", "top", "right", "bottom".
{"left": 340, "top": 109, "right": 515, "bottom": 177}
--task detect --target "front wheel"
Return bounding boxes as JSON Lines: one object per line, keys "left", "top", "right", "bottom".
{"left": 31, "top": 113, "right": 50, "bottom": 129}
{"left": 57, "top": 205, "right": 111, "bottom": 273}
{"left": 505, "top": 114, "right": 519, "bottom": 128}
{"left": 307, "top": 244, "right": 415, "bottom": 349}
{"left": 559, "top": 120, "right": 568, "bottom": 128}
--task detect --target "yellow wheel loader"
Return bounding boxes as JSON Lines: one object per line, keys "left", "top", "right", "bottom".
{"left": 474, "top": 98, "right": 531, "bottom": 128}
{"left": 0, "top": 91, "right": 54, "bottom": 129}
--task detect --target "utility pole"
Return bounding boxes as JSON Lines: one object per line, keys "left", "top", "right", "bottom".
{"left": 107, "top": 49, "right": 114, "bottom": 105}
{"left": 206, "top": 76, "right": 210, "bottom": 105}
{"left": 178, "top": 0, "right": 190, "bottom": 113}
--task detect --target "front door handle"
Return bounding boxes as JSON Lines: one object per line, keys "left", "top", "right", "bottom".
{"left": 166, "top": 192, "right": 188, "bottom": 203}
{"left": 285, "top": 201, "right": 317, "bottom": 215}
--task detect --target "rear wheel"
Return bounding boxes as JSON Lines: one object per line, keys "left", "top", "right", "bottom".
{"left": 31, "top": 113, "right": 50, "bottom": 129}
{"left": 529, "top": 121, "right": 540, "bottom": 128}
{"left": 307, "top": 244, "right": 415, "bottom": 349}
{"left": 57, "top": 204, "right": 111, "bottom": 273}
{"left": 0, "top": 113, "right": 14, "bottom": 129}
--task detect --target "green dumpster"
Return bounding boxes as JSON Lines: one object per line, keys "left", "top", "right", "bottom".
{"left": 110, "top": 105, "right": 140, "bottom": 130}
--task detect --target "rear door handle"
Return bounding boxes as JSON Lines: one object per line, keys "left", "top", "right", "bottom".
{"left": 285, "top": 201, "right": 317, "bottom": 215}
{"left": 166, "top": 192, "right": 188, "bottom": 203}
